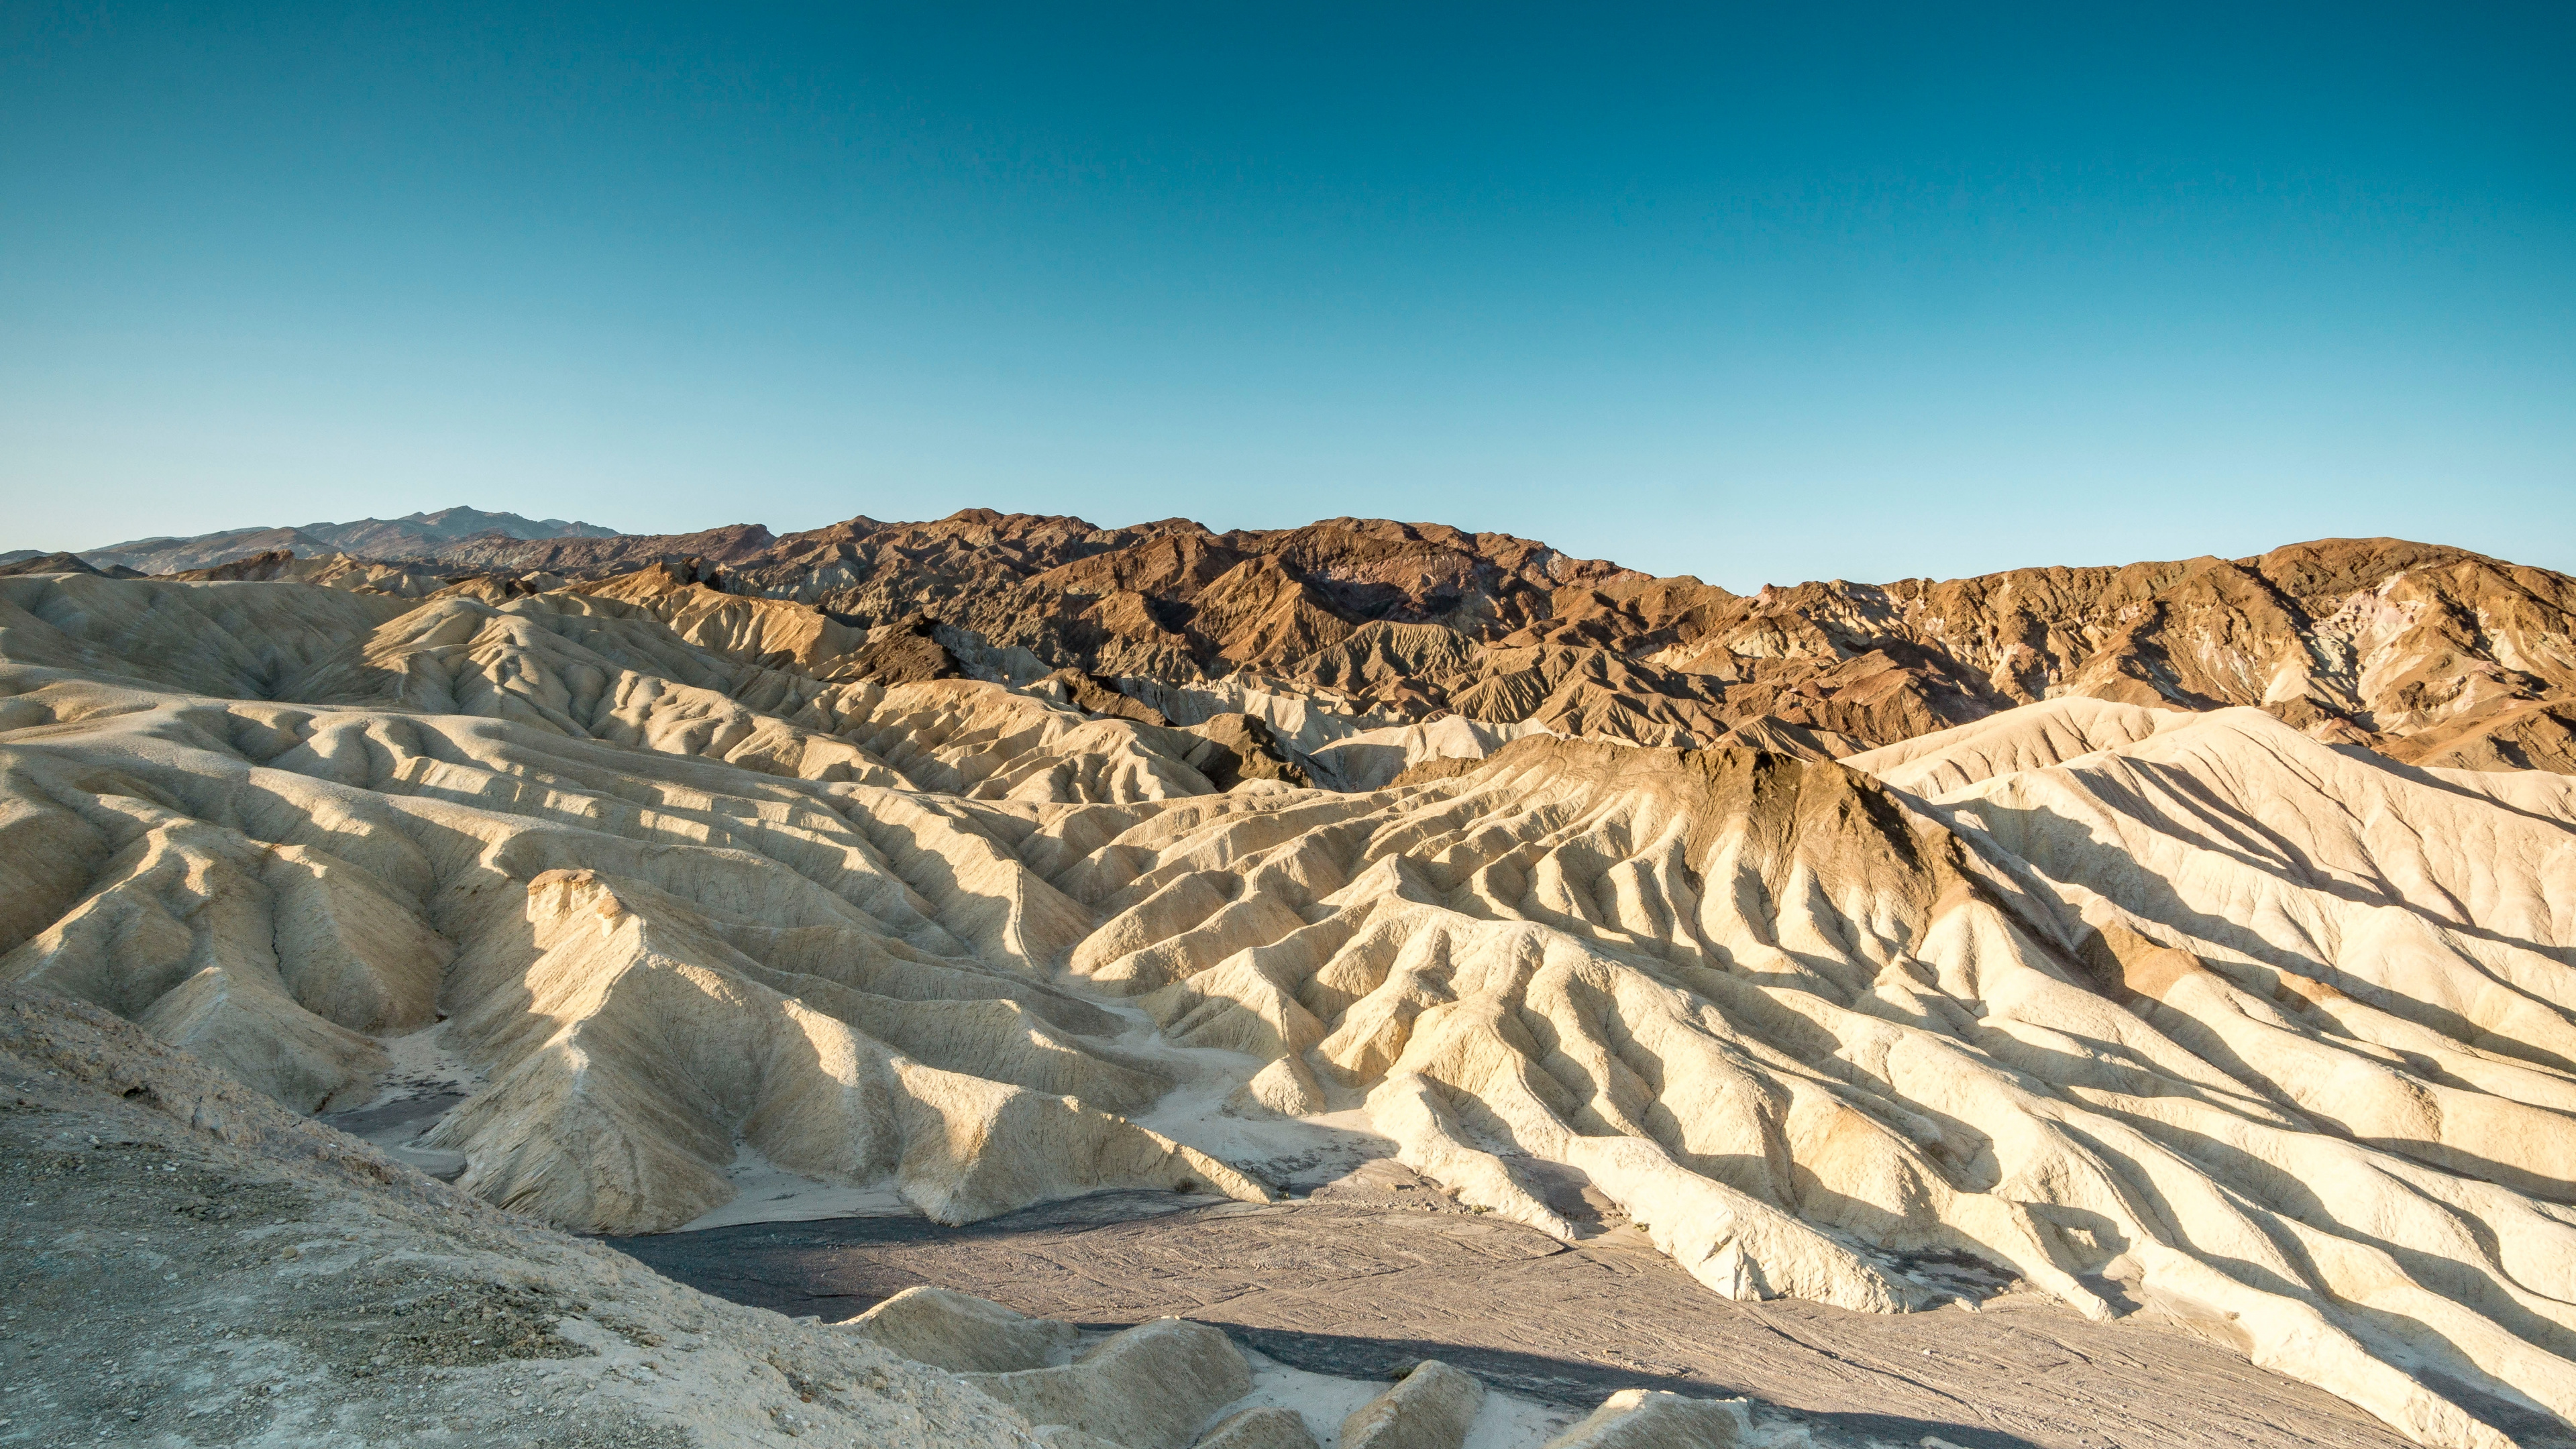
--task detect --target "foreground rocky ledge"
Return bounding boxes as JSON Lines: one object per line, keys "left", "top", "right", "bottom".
{"left": 2, "top": 987, "right": 1789, "bottom": 1448}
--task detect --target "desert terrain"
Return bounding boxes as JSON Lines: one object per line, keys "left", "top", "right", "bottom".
{"left": 5, "top": 508, "right": 2575, "bottom": 1449}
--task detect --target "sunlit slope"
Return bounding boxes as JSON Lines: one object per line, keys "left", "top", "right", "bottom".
{"left": 3, "top": 575, "right": 2574, "bottom": 1446}
{"left": 1018, "top": 731, "right": 2576, "bottom": 1448}
{"left": 0, "top": 671, "right": 1269, "bottom": 1231}
{"left": 1, "top": 573, "right": 1230, "bottom": 801}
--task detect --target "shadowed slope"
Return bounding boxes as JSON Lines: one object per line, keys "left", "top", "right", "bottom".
{"left": 0, "top": 672, "right": 1269, "bottom": 1232}
{"left": 5, "top": 569, "right": 2575, "bottom": 1446}
{"left": 1001, "top": 731, "right": 2576, "bottom": 1448}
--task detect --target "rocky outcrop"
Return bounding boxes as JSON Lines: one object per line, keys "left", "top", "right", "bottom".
{"left": 0, "top": 987, "right": 1091, "bottom": 1448}
{"left": 44, "top": 506, "right": 2576, "bottom": 769}
{"left": 1040, "top": 667, "right": 1173, "bottom": 724}
{"left": 960, "top": 1318, "right": 1254, "bottom": 1449}
{"left": 843, "top": 1286, "right": 1083, "bottom": 1373}
{"left": 0, "top": 551, "right": 136, "bottom": 578}
{"left": 456, "top": 515, "right": 2576, "bottom": 767}
{"left": 9, "top": 548, "right": 2576, "bottom": 1446}
{"left": 162, "top": 548, "right": 453, "bottom": 595}
{"left": 830, "top": 612, "right": 967, "bottom": 685}
{"left": 1541, "top": 1391, "right": 1746, "bottom": 1448}
{"left": 1195, "top": 1406, "right": 1322, "bottom": 1449}
{"left": 1339, "top": 1361, "right": 1484, "bottom": 1449}
{"left": 1179, "top": 712, "right": 1311, "bottom": 790}
{"left": 2375, "top": 692, "right": 2576, "bottom": 774}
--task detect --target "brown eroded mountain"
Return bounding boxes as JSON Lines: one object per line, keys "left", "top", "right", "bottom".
{"left": 414, "top": 512, "right": 2576, "bottom": 769}
{"left": 9, "top": 549, "right": 2576, "bottom": 1445}
{"left": 40, "top": 504, "right": 2576, "bottom": 770}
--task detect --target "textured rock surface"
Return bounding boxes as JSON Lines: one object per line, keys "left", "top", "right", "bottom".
{"left": 1542, "top": 1390, "right": 1746, "bottom": 1449}
{"left": 5, "top": 559, "right": 2576, "bottom": 1447}
{"left": 56, "top": 508, "right": 2576, "bottom": 766}
{"left": 1195, "top": 1405, "right": 1323, "bottom": 1449}
{"left": 959, "top": 1318, "right": 1254, "bottom": 1449}
{"left": 0, "top": 987, "right": 1058, "bottom": 1449}
{"left": 0, "top": 549, "right": 135, "bottom": 579}
{"left": 1340, "top": 1360, "right": 1485, "bottom": 1449}
{"left": 839, "top": 1285, "right": 1081, "bottom": 1373}
{"left": 83, "top": 506, "right": 615, "bottom": 575}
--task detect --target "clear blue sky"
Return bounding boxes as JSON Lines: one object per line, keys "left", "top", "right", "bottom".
{"left": 4, "top": 3, "right": 2570, "bottom": 586}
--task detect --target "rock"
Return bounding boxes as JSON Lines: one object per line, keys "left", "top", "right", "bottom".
{"left": 961, "top": 1317, "right": 1252, "bottom": 1449}
{"left": 1338, "top": 1360, "right": 1484, "bottom": 1449}
{"left": 2377, "top": 692, "right": 2576, "bottom": 775}
{"left": 0, "top": 986, "right": 1053, "bottom": 1449}
{"left": 838, "top": 1287, "right": 1078, "bottom": 1373}
{"left": 1181, "top": 712, "right": 1311, "bottom": 790}
{"left": 70, "top": 508, "right": 2576, "bottom": 765}
{"left": 160, "top": 548, "right": 454, "bottom": 594}
{"left": 1042, "top": 667, "right": 1171, "bottom": 725}
{"left": 1193, "top": 1405, "right": 1320, "bottom": 1449}
{"left": 11, "top": 532, "right": 2576, "bottom": 1447}
{"left": 0, "top": 551, "right": 108, "bottom": 578}
{"left": 79, "top": 506, "right": 617, "bottom": 575}
{"left": 829, "top": 612, "right": 967, "bottom": 684}
{"left": 1540, "top": 1390, "right": 1747, "bottom": 1448}
{"left": 1034, "top": 1428, "right": 1132, "bottom": 1449}
{"left": 1226, "top": 1055, "right": 1326, "bottom": 1117}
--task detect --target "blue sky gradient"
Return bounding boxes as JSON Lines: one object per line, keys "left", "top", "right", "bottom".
{"left": 4, "top": 2, "right": 2570, "bottom": 586}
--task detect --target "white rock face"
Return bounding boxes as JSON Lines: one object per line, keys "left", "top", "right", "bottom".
{"left": 1540, "top": 1390, "right": 1748, "bottom": 1449}
{"left": 1195, "top": 1405, "right": 1323, "bottom": 1449}
{"left": 841, "top": 1285, "right": 1081, "bottom": 1373}
{"left": 959, "top": 1318, "right": 1254, "bottom": 1449}
{"left": 1339, "top": 1360, "right": 1485, "bottom": 1449}
{"left": 5, "top": 576, "right": 2576, "bottom": 1448}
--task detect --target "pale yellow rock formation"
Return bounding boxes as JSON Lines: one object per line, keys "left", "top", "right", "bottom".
{"left": 959, "top": 1318, "right": 1253, "bottom": 1449}
{"left": 1844, "top": 694, "right": 2192, "bottom": 792}
{"left": 0, "top": 667, "right": 1266, "bottom": 1233}
{"left": 1339, "top": 1360, "right": 1485, "bottom": 1449}
{"left": 1195, "top": 1405, "right": 1323, "bottom": 1449}
{"left": 842, "top": 1285, "right": 1081, "bottom": 1373}
{"left": 998, "top": 730, "right": 2576, "bottom": 1446}
{"left": 7, "top": 575, "right": 2576, "bottom": 1447}
{"left": 1540, "top": 1389, "right": 1747, "bottom": 1449}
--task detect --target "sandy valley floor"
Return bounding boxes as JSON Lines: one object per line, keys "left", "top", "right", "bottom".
{"left": 612, "top": 1171, "right": 2465, "bottom": 1449}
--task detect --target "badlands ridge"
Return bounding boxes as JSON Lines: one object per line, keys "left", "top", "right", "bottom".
{"left": 4, "top": 511, "right": 2576, "bottom": 1448}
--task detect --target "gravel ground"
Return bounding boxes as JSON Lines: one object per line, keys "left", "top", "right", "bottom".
{"left": 0, "top": 987, "right": 1049, "bottom": 1449}
{"left": 3, "top": 981, "right": 2536, "bottom": 1449}
{"left": 612, "top": 1170, "right": 2443, "bottom": 1449}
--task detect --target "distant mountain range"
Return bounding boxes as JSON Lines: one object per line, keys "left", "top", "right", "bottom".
{"left": 60, "top": 506, "right": 617, "bottom": 574}
{"left": 7, "top": 504, "right": 2576, "bottom": 1446}
{"left": 7, "top": 502, "right": 2571, "bottom": 777}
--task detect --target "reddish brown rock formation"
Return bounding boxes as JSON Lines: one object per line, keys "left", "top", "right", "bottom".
{"left": 44, "top": 503, "right": 2576, "bottom": 769}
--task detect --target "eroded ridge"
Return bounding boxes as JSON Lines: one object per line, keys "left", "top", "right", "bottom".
{"left": 3, "top": 571, "right": 2574, "bottom": 1447}
{"left": 998, "top": 720, "right": 2576, "bottom": 1448}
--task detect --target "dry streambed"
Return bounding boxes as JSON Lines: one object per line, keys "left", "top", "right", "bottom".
{"left": 610, "top": 1181, "right": 2440, "bottom": 1449}
{"left": 0, "top": 989, "right": 1058, "bottom": 1449}
{"left": 11, "top": 579, "right": 2576, "bottom": 1448}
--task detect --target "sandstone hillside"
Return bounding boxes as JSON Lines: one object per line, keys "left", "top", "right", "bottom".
{"left": 3, "top": 559, "right": 2575, "bottom": 1446}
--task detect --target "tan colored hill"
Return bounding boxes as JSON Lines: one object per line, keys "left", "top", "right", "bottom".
{"left": 5, "top": 565, "right": 2576, "bottom": 1445}
{"left": 470, "top": 517, "right": 2573, "bottom": 757}
{"left": 17, "top": 984, "right": 1730, "bottom": 1449}
{"left": 81, "top": 506, "right": 615, "bottom": 576}
{"left": 160, "top": 547, "right": 466, "bottom": 596}
{"left": 1628, "top": 538, "right": 2576, "bottom": 746}
{"left": 0, "top": 551, "right": 146, "bottom": 579}
{"left": 250, "top": 512, "right": 2576, "bottom": 768}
